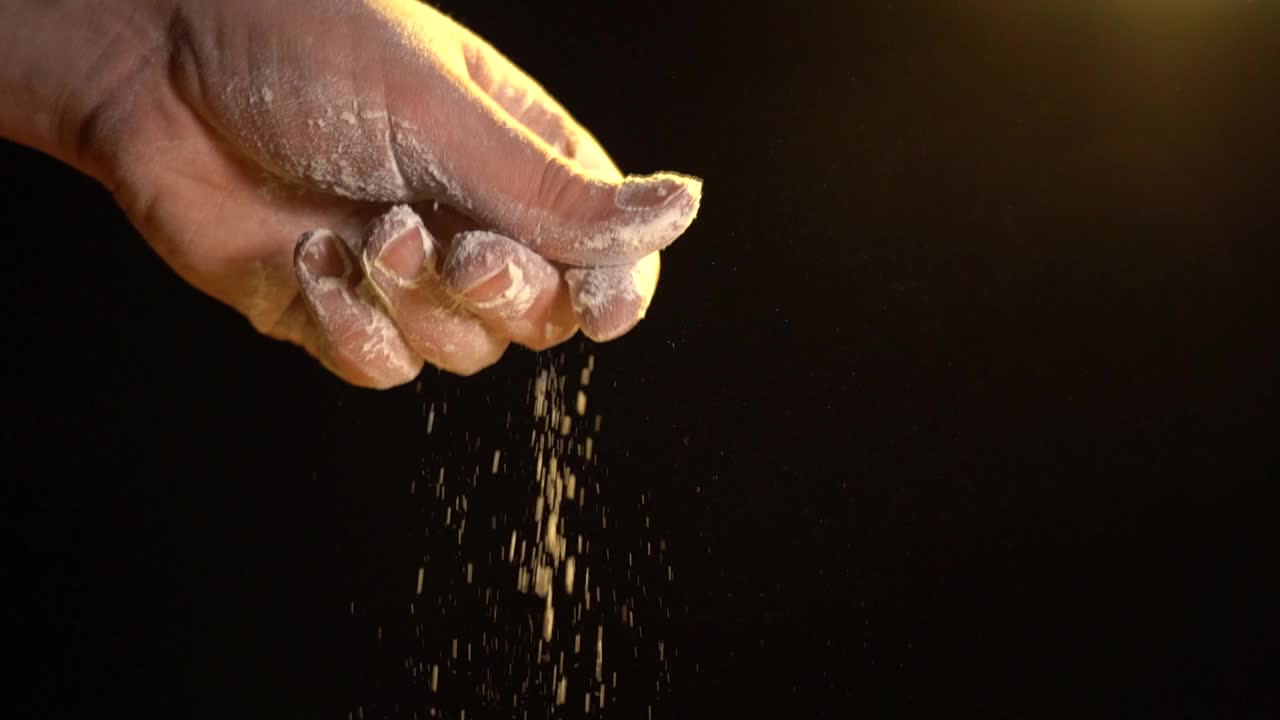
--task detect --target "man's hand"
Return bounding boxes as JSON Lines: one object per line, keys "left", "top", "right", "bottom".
{"left": 0, "top": 0, "right": 701, "bottom": 388}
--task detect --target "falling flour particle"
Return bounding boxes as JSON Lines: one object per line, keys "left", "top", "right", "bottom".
{"left": 595, "top": 626, "right": 604, "bottom": 681}
{"left": 543, "top": 602, "right": 555, "bottom": 642}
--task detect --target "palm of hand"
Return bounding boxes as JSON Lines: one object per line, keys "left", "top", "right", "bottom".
{"left": 98, "top": 0, "right": 699, "bottom": 387}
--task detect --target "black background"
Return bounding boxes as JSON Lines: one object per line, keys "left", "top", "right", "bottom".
{"left": 4, "top": 1, "right": 1277, "bottom": 717}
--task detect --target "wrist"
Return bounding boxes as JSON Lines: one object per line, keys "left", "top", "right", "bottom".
{"left": 0, "top": 0, "right": 175, "bottom": 183}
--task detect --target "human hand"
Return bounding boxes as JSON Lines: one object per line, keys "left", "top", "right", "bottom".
{"left": 4, "top": 0, "right": 701, "bottom": 388}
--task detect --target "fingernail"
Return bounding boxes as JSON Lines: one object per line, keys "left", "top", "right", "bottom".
{"left": 565, "top": 266, "right": 643, "bottom": 342}
{"left": 444, "top": 231, "right": 554, "bottom": 320}
{"left": 463, "top": 263, "right": 516, "bottom": 304}
{"left": 444, "top": 231, "right": 513, "bottom": 298}
{"left": 614, "top": 173, "right": 703, "bottom": 211}
{"left": 296, "top": 230, "right": 354, "bottom": 284}
{"left": 367, "top": 207, "right": 435, "bottom": 285}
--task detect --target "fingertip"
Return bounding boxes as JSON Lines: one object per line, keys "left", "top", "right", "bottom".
{"left": 564, "top": 265, "right": 650, "bottom": 343}
{"left": 445, "top": 340, "right": 510, "bottom": 377}
{"left": 518, "top": 288, "right": 578, "bottom": 352}
{"left": 362, "top": 205, "right": 437, "bottom": 288}
{"left": 442, "top": 230, "right": 576, "bottom": 348}
{"left": 295, "top": 229, "right": 356, "bottom": 285}
{"left": 443, "top": 230, "right": 555, "bottom": 318}
{"left": 521, "top": 171, "right": 703, "bottom": 266}
{"left": 614, "top": 172, "right": 702, "bottom": 212}
{"left": 294, "top": 228, "right": 423, "bottom": 389}
{"left": 606, "top": 172, "right": 702, "bottom": 262}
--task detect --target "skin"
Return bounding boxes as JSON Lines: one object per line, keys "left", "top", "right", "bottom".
{"left": 0, "top": 0, "right": 702, "bottom": 388}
